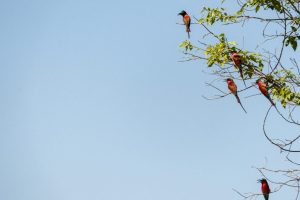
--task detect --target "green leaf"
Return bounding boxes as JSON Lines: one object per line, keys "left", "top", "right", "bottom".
{"left": 198, "top": 18, "right": 205, "bottom": 24}
{"left": 291, "top": 26, "right": 297, "bottom": 32}
{"left": 291, "top": 40, "right": 298, "bottom": 51}
{"left": 255, "top": 5, "right": 260, "bottom": 12}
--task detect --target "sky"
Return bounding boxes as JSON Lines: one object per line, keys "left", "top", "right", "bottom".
{"left": 0, "top": 0, "right": 298, "bottom": 200}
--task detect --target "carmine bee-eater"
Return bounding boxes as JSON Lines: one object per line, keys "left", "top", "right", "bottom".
{"left": 230, "top": 51, "right": 246, "bottom": 86}
{"left": 256, "top": 79, "right": 275, "bottom": 106}
{"left": 258, "top": 179, "right": 271, "bottom": 200}
{"left": 226, "top": 78, "right": 247, "bottom": 113}
{"left": 178, "top": 10, "right": 191, "bottom": 39}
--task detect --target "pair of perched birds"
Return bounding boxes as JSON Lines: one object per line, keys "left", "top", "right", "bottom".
{"left": 227, "top": 51, "right": 275, "bottom": 113}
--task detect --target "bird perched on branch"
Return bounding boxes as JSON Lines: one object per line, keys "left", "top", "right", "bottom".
{"left": 256, "top": 79, "right": 275, "bottom": 106}
{"left": 258, "top": 179, "right": 270, "bottom": 200}
{"left": 178, "top": 10, "right": 191, "bottom": 39}
{"left": 230, "top": 51, "right": 246, "bottom": 86}
{"left": 226, "top": 78, "right": 247, "bottom": 113}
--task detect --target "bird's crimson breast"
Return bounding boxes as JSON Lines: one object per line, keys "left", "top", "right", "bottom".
{"left": 259, "top": 86, "right": 268, "bottom": 96}
{"left": 228, "top": 82, "right": 237, "bottom": 92}
{"left": 232, "top": 55, "right": 241, "bottom": 66}
{"left": 184, "top": 15, "right": 190, "bottom": 23}
{"left": 261, "top": 183, "right": 270, "bottom": 193}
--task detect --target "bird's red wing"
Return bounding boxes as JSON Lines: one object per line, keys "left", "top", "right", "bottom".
{"left": 232, "top": 54, "right": 241, "bottom": 66}
{"left": 228, "top": 83, "right": 237, "bottom": 93}
{"left": 259, "top": 86, "right": 269, "bottom": 96}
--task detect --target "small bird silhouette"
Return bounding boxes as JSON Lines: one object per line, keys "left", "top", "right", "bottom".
{"left": 230, "top": 51, "right": 246, "bottom": 86}
{"left": 178, "top": 10, "right": 191, "bottom": 39}
{"left": 256, "top": 79, "right": 275, "bottom": 106}
{"left": 258, "top": 179, "right": 270, "bottom": 200}
{"left": 226, "top": 78, "right": 247, "bottom": 113}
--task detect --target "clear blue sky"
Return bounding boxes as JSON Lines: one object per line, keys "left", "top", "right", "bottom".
{"left": 0, "top": 0, "right": 297, "bottom": 199}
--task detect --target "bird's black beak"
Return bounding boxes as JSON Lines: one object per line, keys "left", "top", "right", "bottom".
{"left": 178, "top": 11, "right": 184, "bottom": 16}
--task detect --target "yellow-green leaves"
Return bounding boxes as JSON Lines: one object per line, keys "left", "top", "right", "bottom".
{"left": 272, "top": 86, "right": 300, "bottom": 108}
{"left": 205, "top": 42, "right": 228, "bottom": 67}
{"left": 268, "top": 70, "right": 300, "bottom": 107}
{"left": 245, "top": 0, "right": 283, "bottom": 13}
{"left": 179, "top": 40, "right": 193, "bottom": 51}
{"left": 199, "top": 7, "right": 238, "bottom": 25}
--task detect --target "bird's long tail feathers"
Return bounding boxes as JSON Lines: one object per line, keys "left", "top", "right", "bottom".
{"left": 235, "top": 93, "right": 247, "bottom": 113}
{"left": 263, "top": 194, "right": 269, "bottom": 200}
{"left": 234, "top": 93, "right": 241, "bottom": 103}
{"left": 239, "top": 67, "right": 246, "bottom": 87}
{"left": 266, "top": 95, "right": 275, "bottom": 106}
{"left": 186, "top": 26, "right": 190, "bottom": 39}
{"left": 239, "top": 102, "right": 247, "bottom": 113}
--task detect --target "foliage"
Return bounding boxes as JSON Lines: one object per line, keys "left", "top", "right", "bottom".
{"left": 178, "top": 0, "right": 300, "bottom": 199}
{"left": 179, "top": 0, "right": 300, "bottom": 108}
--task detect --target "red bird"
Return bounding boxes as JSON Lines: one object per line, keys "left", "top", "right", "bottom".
{"left": 256, "top": 79, "right": 275, "bottom": 106}
{"left": 226, "top": 78, "right": 247, "bottom": 113}
{"left": 259, "top": 179, "right": 271, "bottom": 200}
{"left": 230, "top": 51, "right": 246, "bottom": 86}
{"left": 178, "top": 10, "right": 191, "bottom": 39}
